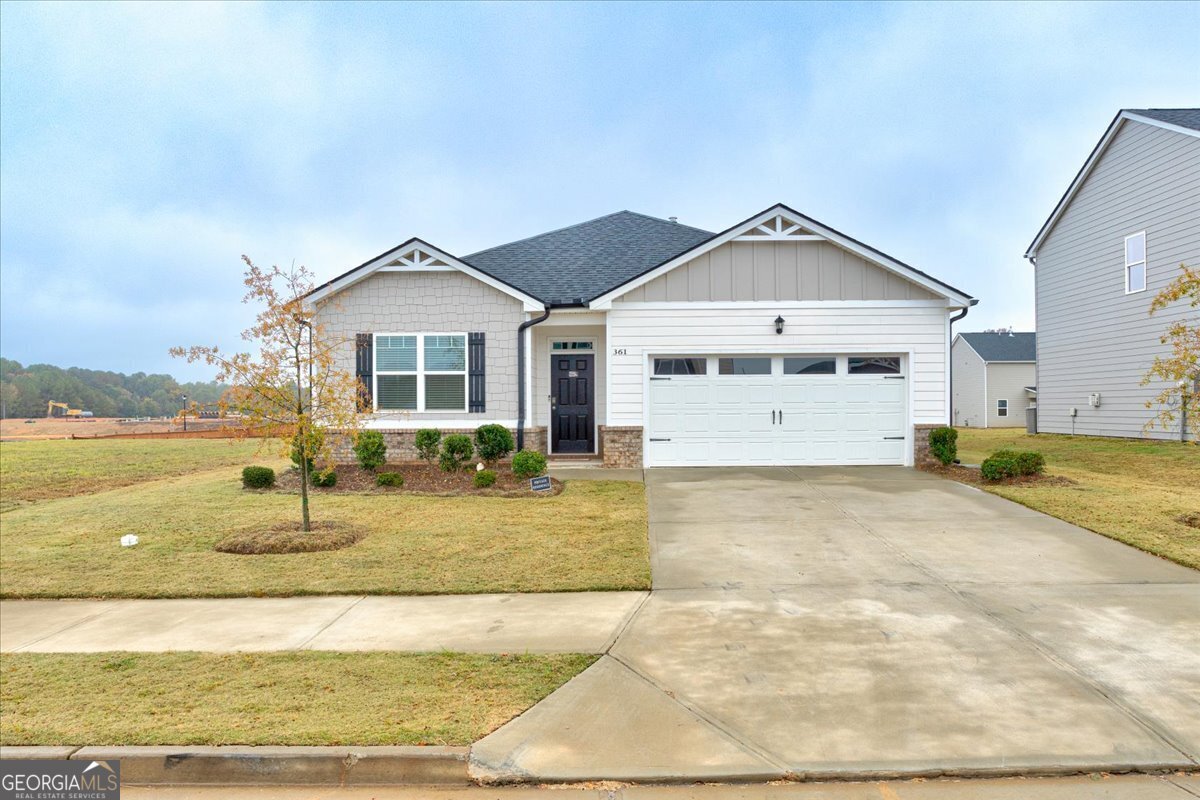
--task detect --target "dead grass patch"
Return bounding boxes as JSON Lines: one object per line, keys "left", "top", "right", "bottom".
{"left": 214, "top": 520, "right": 365, "bottom": 555}
{"left": 1177, "top": 512, "right": 1200, "bottom": 529}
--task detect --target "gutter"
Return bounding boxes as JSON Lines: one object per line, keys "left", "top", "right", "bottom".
{"left": 948, "top": 299, "right": 979, "bottom": 427}
{"left": 516, "top": 301, "right": 587, "bottom": 451}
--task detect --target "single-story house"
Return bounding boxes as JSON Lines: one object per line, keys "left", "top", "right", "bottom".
{"left": 309, "top": 203, "right": 976, "bottom": 468}
{"left": 951, "top": 331, "right": 1037, "bottom": 428}
{"left": 1025, "top": 108, "right": 1199, "bottom": 439}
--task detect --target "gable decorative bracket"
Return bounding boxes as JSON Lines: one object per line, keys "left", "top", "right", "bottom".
{"left": 383, "top": 247, "right": 451, "bottom": 269}
{"left": 734, "top": 214, "right": 825, "bottom": 242}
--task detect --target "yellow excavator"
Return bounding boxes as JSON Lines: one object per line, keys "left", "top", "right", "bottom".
{"left": 47, "top": 401, "right": 90, "bottom": 418}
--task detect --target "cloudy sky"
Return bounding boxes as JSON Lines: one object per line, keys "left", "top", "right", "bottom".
{"left": 1, "top": 1, "right": 1196, "bottom": 380}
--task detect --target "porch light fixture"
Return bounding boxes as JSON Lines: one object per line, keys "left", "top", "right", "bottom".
{"left": 774, "top": 315, "right": 785, "bottom": 335}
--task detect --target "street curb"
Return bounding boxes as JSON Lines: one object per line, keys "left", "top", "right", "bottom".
{"left": 37, "top": 746, "right": 470, "bottom": 785}
{"left": 0, "top": 746, "right": 80, "bottom": 760}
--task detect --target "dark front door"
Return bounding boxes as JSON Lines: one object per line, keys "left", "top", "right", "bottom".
{"left": 552, "top": 354, "right": 594, "bottom": 453}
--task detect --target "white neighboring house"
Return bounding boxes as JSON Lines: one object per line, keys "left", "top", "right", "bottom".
{"left": 308, "top": 203, "right": 976, "bottom": 468}
{"left": 952, "top": 332, "right": 1036, "bottom": 429}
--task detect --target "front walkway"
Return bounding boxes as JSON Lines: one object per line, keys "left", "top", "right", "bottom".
{"left": 469, "top": 466, "right": 1200, "bottom": 782}
{"left": 0, "top": 592, "right": 646, "bottom": 654}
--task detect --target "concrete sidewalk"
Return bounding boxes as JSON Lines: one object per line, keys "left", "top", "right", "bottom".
{"left": 0, "top": 591, "right": 647, "bottom": 654}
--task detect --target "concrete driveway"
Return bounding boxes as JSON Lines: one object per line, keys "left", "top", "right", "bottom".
{"left": 471, "top": 466, "right": 1200, "bottom": 782}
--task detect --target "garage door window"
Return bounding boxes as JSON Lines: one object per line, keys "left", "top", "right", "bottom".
{"left": 654, "top": 358, "right": 707, "bottom": 376}
{"left": 848, "top": 356, "right": 901, "bottom": 375}
{"left": 719, "top": 357, "right": 771, "bottom": 375}
{"left": 783, "top": 356, "right": 836, "bottom": 375}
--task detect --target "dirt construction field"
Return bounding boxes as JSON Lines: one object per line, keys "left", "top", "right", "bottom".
{"left": 0, "top": 417, "right": 240, "bottom": 440}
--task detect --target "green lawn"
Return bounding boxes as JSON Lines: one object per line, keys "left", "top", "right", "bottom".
{"left": 0, "top": 651, "right": 594, "bottom": 746}
{"left": 955, "top": 428, "right": 1200, "bottom": 570}
{"left": 0, "top": 462, "right": 650, "bottom": 598}
{"left": 0, "top": 438, "right": 265, "bottom": 512}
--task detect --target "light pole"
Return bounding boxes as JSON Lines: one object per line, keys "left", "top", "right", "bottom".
{"left": 181, "top": 394, "right": 188, "bottom": 432}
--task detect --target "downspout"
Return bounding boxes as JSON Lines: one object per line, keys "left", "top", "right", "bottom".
{"left": 948, "top": 299, "right": 978, "bottom": 427}
{"left": 516, "top": 306, "right": 551, "bottom": 452}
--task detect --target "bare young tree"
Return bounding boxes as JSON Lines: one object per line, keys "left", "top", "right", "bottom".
{"left": 1142, "top": 263, "right": 1199, "bottom": 439}
{"left": 172, "top": 257, "right": 361, "bottom": 531}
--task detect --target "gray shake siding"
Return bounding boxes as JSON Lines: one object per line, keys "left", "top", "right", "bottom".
{"left": 1035, "top": 120, "right": 1200, "bottom": 439}
{"left": 312, "top": 270, "right": 524, "bottom": 421}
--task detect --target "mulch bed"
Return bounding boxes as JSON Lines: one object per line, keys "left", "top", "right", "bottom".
{"left": 215, "top": 520, "right": 366, "bottom": 555}
{"left": 920, "top": 462, "right": 1078, "bottom": 488}
{"left": 274, "top": 463, "right": 564, "bottom": 497}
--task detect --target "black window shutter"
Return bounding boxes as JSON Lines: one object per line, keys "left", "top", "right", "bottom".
{"left": 468, "top": 332, "right": 485, "bottom": 412}
{"left": 355, "top": 334, "right": 373, "bottom": 411}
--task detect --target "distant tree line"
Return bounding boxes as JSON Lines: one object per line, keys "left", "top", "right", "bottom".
{"left": 0, "top": 358, "right": 230, "bottom": 419}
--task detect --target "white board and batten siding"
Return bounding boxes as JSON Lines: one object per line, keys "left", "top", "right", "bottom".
{"left": 606, "top": 303, "right": 951, "bottom": 466}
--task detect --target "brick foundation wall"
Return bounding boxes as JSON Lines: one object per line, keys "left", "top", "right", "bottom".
{"left": 600, "top": 426, "right": 643, "bottom": 468}
{"left": 912, "top": 423, "right": 943, "bottom": 469}
{"left": 329, "top": 426, "right": 547, "bottom": 465}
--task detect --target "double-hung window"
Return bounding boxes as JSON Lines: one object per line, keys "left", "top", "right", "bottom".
{"left": 1125, "top": 232, "right": 1147, "bottom": 294}
{"left": 374, "top": 333, "right": 466, "bottom": 411}
{"left": 997, "top": 399, "right": 1009, "bottom": 418}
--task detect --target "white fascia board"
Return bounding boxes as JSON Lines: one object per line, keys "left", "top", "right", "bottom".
{"left": 590, "top": 204, "right": 972, "bottom": 309}
{"left": 612, "top": 299, "right": 952, "bottom": 310}
{"left": 1025, "top": 111, "right": 1200, "bottom": 259}
{"left": 309, "top": 239, "right": 544, "bottom": 311}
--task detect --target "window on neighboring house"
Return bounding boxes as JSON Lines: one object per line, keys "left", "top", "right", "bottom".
{"left": 1125, "top": 231, "right": 1147, "bottom": 294}
{"left": 375, "top": 333, "right": 466, "bottom": 411}
{"left": 997, "top": 399, "right": 1009, "bottom": 418}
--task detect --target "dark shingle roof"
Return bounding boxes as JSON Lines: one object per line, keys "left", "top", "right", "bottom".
{"left": 1126, "top": 108, "right": 1200, "bottom": 132}
{"left": 960, "top": 332, "right": 1036, "bottom": 362}
{"left": 463, "top": 211, "right": 713, "bottom": 305}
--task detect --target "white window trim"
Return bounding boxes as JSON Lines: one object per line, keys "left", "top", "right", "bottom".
{"left": 997, "top": 398, "right": 1009, "bottom": 418}
{"left": 373, "top": 332, "right": 468, "bottom": 413}
{"left": 1124, "top": 231, "right": 1147, "bottom": 295}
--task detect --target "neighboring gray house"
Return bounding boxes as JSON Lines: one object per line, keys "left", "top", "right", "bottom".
{"left": 1025, "top": 108, "right": 1200, "bottom": 440}
{"left": 308, "top": 203, "right": 975, "bottom": 468}
{"left": 951, "top": 331, "right": 1036, "bottom": 428}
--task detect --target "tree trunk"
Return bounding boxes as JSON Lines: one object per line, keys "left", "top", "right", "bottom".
{"left": 297, "top": 345, "right": 311, "bottom": 533}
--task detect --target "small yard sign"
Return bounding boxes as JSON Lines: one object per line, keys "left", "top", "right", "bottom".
{"left": 529, "top": 476, "right": 552, "bottom": 492}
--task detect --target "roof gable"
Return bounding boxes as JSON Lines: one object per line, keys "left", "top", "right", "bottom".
{"left": 306, "top": 238, "right": 543, "bottom": 310}
{"left": 1026, "top": 108, "right": 1200, "bottom": 258}
{"left": 464, "top": 211, "right": 713, "bottom": 305}
{"left": 958, "top": 331, "right": 1036, "bottom": 362}
{"left": 591, "top": 204, "right": 974, "bottom": 308}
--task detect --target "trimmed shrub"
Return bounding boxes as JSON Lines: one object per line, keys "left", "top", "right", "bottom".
{"left": 353, "top": 430, "right": 387, "bottom": 472}
{"left": 1014, "top": 450, "right": 1046, "bottom": 476}
{"left": 376, "top": 471, "right": 404, "bottom": 488}
{"left": 474, "top": 424, "right": 515, "bottom": 465}
{"left": 928, "top": 426, "right": 958, "bottom": 466}
{"left": 980, "top": 449, "right": 1045, "bottom": 481}
{"left": 415, "top": 428, "right": 441, "bottom": 465}
{"left": 439, "top": 434, "right": 474, "bottom": 472}
{"left": 511, "top": 449, "right": 548, "bottom": 479}
{"left": 311, "top": 468, "right": 338, "bottom": 488}
{"left": 290, "top": 426, "right": 325, "bottom": 472}
{"left": 242, "top": 466, "right": 276, "bottom": 489}
{"left": 474, "top": 469, "right": 497, "bottom": 488}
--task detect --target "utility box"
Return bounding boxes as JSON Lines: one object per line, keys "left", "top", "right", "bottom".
{"left": 1026, "top": 406, "right": 1037, "bottom": 434}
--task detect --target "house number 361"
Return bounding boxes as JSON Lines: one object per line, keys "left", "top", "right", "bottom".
{"left": 612, "top": 348, "right": 628, "bottom": 356}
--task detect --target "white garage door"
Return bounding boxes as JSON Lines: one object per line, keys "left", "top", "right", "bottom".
{"left": 647, "top": 354, "right": 908, "bottom": 467}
